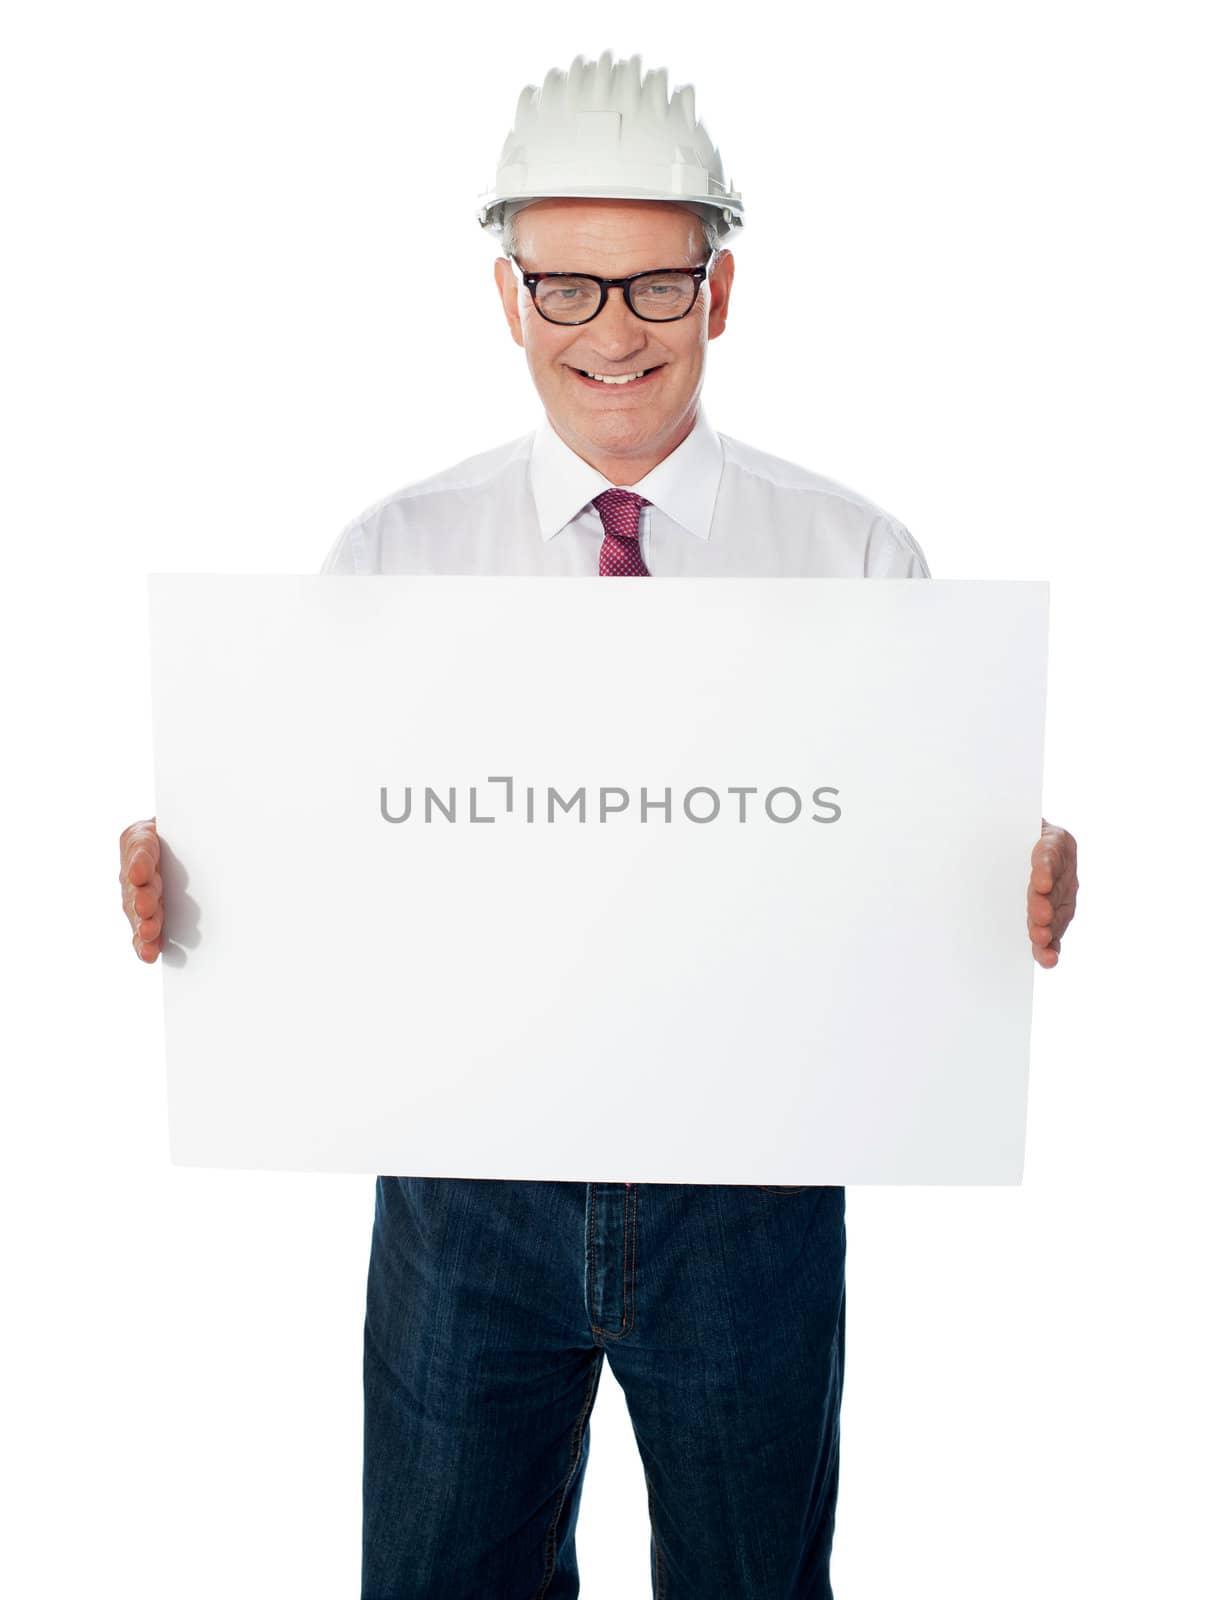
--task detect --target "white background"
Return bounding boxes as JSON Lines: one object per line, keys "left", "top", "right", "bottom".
{"left": 2, "top": 2, "right": 1210, "bottom": 1595}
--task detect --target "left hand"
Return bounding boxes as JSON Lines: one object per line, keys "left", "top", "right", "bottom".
{"left": 1027, "top": 818, "right": 1079, "bottom": 968}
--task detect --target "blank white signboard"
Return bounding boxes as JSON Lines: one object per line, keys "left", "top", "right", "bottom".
{"left": 148, "top": 575, "right": 1049, "bottom": 1184}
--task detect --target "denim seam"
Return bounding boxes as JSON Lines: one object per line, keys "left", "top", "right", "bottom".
{"left": 645, "top": 1469, "right": 668, "bottom": 1600}
{"left": 629, "top": 1184, "right": 637, "bottom": 1331}
{"left": 533, "top": 1350, "right": 602, "bottom": 1599}
{"left": 588, "top": 1182, "right": 637, "bottom": 1341}
{"left": 587, "top": 1182, "right": 598, "bottom": 1340}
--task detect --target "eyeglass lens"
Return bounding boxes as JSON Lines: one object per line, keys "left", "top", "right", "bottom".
{"left": 534, "top": 270, "right": 698, "bottom": 324}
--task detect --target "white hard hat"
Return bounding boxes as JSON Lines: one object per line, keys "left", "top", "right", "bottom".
{"left": 477, "top": 51, "right": 744, "bottom": 244}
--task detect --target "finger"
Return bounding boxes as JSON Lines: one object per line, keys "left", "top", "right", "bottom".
{"left": 120, "top": 818, "right": 159, "bottom": 853}
{"left": 125, "top": 842, "right": 159, "bottom": 887}
{"left": 1030, "top": 853, "right": 1057, "bottom": 894}
{"left": 127, "top": 848, "right": 152, "bottom": 887}
{"left": 122, "top": 874, "right": 162, "bottom": 942}
{"left": 1033, "top": 942, "right": 1059, "bottom": 968}
{"left": 1026, "top": 891, "right": 1054, "bottom": 924}
{"left": 120, "top": 819, "right": 159, "bottom": 878}
{"left": 132, "top": 870, "right": 163, "bottom": 922}
{"left": 1028, "top": 921, "right": 1055, "bottom": 945}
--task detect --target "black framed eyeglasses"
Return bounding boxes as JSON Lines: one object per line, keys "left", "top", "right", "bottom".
{"left": 511, "top": 251, "right": 717, "bottom": 325}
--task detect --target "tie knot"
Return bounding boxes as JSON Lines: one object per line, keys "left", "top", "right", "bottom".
{"left": 592, "top": 487, "right": 650, "bottom": 540}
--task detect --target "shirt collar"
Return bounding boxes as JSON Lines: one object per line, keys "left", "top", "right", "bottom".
{"left": 528, "top": 402, "right": 723, "bottom": 542}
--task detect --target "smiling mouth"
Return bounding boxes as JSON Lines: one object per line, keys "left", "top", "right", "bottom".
{"left": 570, "top": 364, "right": 665, "bottom": 387}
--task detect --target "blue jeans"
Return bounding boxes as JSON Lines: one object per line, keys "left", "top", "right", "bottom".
{"left": 362, "top": 1179, "right": 846, "bottom": 1599}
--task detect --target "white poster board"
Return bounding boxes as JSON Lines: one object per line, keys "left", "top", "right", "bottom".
{"left": 148, "top": 575, "right": 1048, "bottom": 1183}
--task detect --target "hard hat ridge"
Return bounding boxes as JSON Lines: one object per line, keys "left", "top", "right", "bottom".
{"left": 477, "top": 50, "right": 744, "bottom": 243}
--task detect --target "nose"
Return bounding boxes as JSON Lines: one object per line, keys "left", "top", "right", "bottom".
{"left": 585, "top": 285, "right": 649, "bottom": 361}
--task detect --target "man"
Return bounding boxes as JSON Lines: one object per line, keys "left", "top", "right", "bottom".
{"left": 119, "top": 51, "right": 1079, "bottom": 1600}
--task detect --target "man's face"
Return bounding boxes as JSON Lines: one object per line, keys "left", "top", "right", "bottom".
{"left": 493, "top": 197, "right": 734, "bottom": 475}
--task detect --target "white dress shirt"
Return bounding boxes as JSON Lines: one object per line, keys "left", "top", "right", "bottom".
{"left": 318, "top": 402, "right": 931, "bottom": 580}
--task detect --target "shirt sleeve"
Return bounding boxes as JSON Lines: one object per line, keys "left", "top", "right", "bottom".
{"left": 867, "top": 516, "right": 932, "bottom": 579}
{"left": 318, "top": 522, "right": 358, "bottom": 575}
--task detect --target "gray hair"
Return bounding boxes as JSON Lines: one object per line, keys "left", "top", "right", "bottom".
{"left": 499, "top": 203, "right": 724, "bottom": 261}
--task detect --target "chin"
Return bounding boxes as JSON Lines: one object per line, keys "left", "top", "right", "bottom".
{"left": 578, "top": 403, "right": 670, "bottom": 433}
{"left": 583, "top": 415, "right": 665, "bottom": 450}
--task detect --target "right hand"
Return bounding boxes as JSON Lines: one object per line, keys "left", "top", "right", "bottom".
{"left": 119, "top": 817, "right": 163, "bottom": 963}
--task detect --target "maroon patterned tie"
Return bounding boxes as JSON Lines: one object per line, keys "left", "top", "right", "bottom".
{"left": 593, "top": 488, "right": 651, "bottom": 576}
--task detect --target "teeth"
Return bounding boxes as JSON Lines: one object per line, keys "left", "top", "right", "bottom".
{"left": 583, "top": 370, "right": 647, "bottom": 383}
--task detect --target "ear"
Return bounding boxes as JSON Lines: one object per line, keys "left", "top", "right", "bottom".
{"left": 493, "top": 256, "right": 526, "bottom": 349}
{"left": 706, "top": 248, "right": 735, "bottom": 341}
